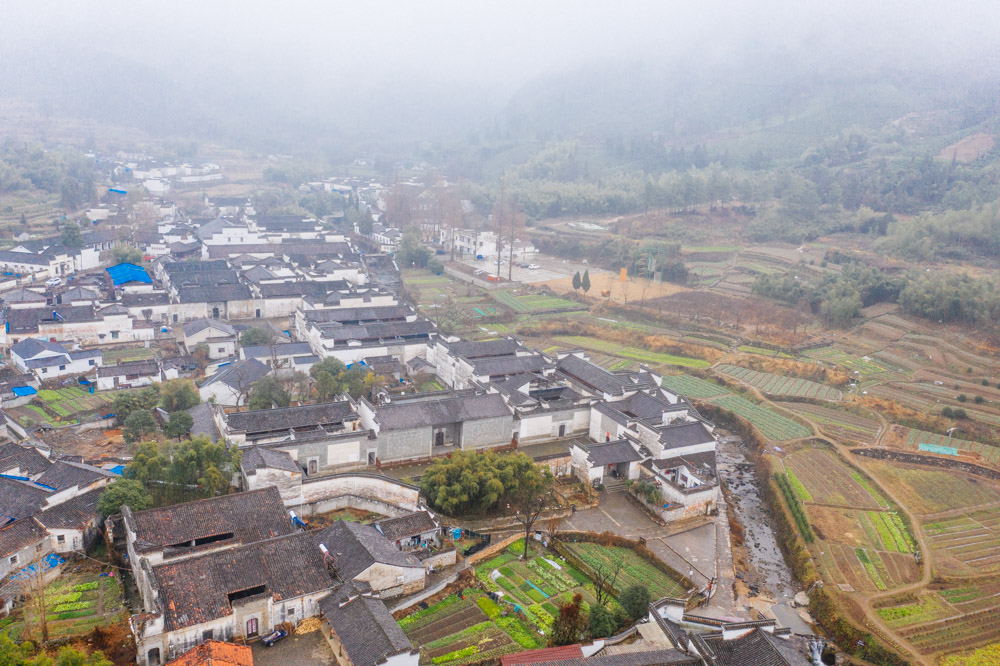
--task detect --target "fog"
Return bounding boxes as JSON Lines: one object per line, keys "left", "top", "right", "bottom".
{"left": 2, "top": 0, "right": 998, "bottom": 153}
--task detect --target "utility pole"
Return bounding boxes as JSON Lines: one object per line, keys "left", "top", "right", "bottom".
{"left": 496, "top": 175, "right": 505, "bottom": 279}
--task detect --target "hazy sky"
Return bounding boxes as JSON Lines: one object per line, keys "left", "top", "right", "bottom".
{"left": 4, "top": 0, "right": 998, "bottom": 96}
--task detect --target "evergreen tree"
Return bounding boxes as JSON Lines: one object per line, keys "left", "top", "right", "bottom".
{"left": 572, "top": 271, "right": 581, "bottom": 291}
{"left": 581, "top": 270, "right": 591, "bottom": 293}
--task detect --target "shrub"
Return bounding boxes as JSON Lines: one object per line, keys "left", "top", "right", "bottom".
{"left": 957, "top": 394, "right": 967, "bottom": 402}
{"left": 775, "top": 473, "right": 814, "bottom": 542}
{"left": 974, "top": 395, "right": 985, "bottom": 404}
{"left": 954, "top": 408, "right": 968, "bottom": 419}
{"left": 589, "top": 603, "right": 617, "bottom": 638}
{"left": 942, "top": 406, "right": 954, "bottom": 418}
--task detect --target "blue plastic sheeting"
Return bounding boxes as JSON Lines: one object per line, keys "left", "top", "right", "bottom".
{"left": 918, "top": 443, "right": 959, "bottom": 456}
{"left": 106, "top": 263, "right": 151, "bottom": 286}
{"left": 12, "top": 386, "right": 37, "bottom": 397}
{"left": 11, "top": 552, "right": 64, "bottom": 580}
{"left": 109, "top": 465, "right": 126, "bottom": 475}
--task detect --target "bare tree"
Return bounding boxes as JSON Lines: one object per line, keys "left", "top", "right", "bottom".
{"left": 590, "top": 553, "right": 625, "bottom": 605}
{"left": 509, "top": 496, "right": 547, "bottom": 561}
{"left": 493, "top": 176, "right": 506, "bottom": 278}
{"left": 21, "top": 551, "right": 50, "bottom": 644}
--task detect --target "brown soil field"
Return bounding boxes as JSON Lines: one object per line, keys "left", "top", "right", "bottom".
{"left": 937, "top": 132, "right": 996, "bottom": 163}
{"left": 859, "top": 460, "right": 1000, "bottom": 515}
{"left": 807, "top": 506, "right": 868, "bottom": 546}
{"left": 540, "top": 273, "right": 688, "bottom": 303}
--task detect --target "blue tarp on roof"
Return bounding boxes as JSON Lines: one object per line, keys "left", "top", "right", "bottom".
{"left": 11, "top": 552, "right": 64, "bottom": 581}
{"left": 106, "top": 263, "right": 151, "bottom": 286}
{"left": 12, "top": 386, "right": 36, "bottom": 397}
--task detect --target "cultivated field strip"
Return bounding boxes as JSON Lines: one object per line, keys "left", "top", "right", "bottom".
{"left": 785, "top": 449, "right": 886, "bottom": 509}
{"left": 715, "top": 364, "right": 842, "bottom": 401}
{"left": 710, "top": 395, "right": 811, "bottom": 440}
{"left": 660, "top": 374, "right": 730, "bottom": 398}
{"left": 924, "top": 510, "right": 1000, "bottom": 575}
{"left": 778, "top": 402, "right": 880, "bottom": 443}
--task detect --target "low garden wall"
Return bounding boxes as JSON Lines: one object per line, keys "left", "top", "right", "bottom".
{"left": 852, "top": 447, "right": 1000, "bottom": 480}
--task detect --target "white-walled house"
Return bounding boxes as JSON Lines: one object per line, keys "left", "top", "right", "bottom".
{"left": 9, "top": 339, "right": 102, "bottom": 380}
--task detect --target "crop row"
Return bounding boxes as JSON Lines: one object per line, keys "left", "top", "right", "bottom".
{"left": 866, "top": 512, "right": 915, "bottom": 553}
{"left": 855, "top": 548, "right": 888, "bottom": 591}
{"left": 660, "top": 374, "right": 730, "bottom": 398}
{"left": 716, "top": 364, "right": 842, "bottom": 401}
{"left": 775, "top": 473, "right": 814, "bottom": 543}
{"left": 711, "top": 395, "right": 811, "bottom": 440}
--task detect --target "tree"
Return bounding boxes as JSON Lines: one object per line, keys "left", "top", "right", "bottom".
{"left": 572, "top": 271, "right": 582, "bottom": 292}
{"left": 620, "top": 583, "right": 651, "bottom": 621}
{"left": 314, "top": 369, "right": 342, "bottom": 401}
{"left": 421, "top": 451, "right": 551, "bottom": 516}
{"left": 110, "top": 243, "right": 143, "bottom": 265}
{"left": 159, "top": 380, "right": 200, "bottom": 413}
{"left": 247, "top": 376, "right": 291, "bottom": 410}
{"left": 122, "top": 409, "right": 158, "bottom": 443}
{"left": 19, "top": 212, "right": 27, "bottom": 228}
{"left": 581, "top": 270, "right": 591, "bottom": 294}
{"left": 508, "top": 466, "right": 554, "bottom": 560}
{"left": 427, "top": 257, "right": 444, "bottom": 274}
{"left": 98, "top": 478, "right": 153, "bottom": 518}
{"left": 125, "top": 436, "right": 240, "bottom": 505}
{"left": 590, "top": 552, "right": 625, "bottom": 606}
{"left": 588, "top": 603, "right": 617, "bottom": 639}
{"left": 240, "top": 327, "right": 273, "bottom": 347}
{"left": 163, "top": 411, "right": 194, "bottom": 440}
{"left": 397, "top": 226, "right": 431, "bottom": 268}
{"left": 551, "top": 593, "right": 587, "bottom": 646}
{"left": 61, "top": 222, "right": 83, "bottom": 248}
{"left": 112, "top": 384, "right": 160, "bottom": 426}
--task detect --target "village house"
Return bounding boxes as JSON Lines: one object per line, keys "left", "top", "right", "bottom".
{"left": 9, "top": 338, "right": 103, "bottom": 380}
{"left": 492, "top": 373, "right": 592, "bottom": 442}
{"left": 198, "top": 358, "right": 271, "bottom": 407}
{"left": 320, "top": 582, "right": 420, "bottom": 666}
{"left": 96, "top": 359, "right": 162, "bottom": 390}
{"left": 357, "top": 390, "right": 515, "bottom": 464}
{"left": 183, "top": 318, "right": 238, "bottom": 359}
{"left": 373, "top": 510, "right": 440, "bottom": 551}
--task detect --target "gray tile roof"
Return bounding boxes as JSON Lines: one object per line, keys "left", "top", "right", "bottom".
{"left": 441, "top": 338, "right": 523, "bottom": 359}
{"left": 241, "top": 446, "right": 301, "bottom": 475}
{"left": 178, "top": 283, "right": 252, "bottom": 303}
{"left": 374, "top": 393, "right": 511, "bottom": 431}
{"left": 240, "top": 342, "right": 314, "bottom": 360}
{"left": 128, "top": 486, "right": 293, "bottom": 554}
{"left": 557, "top": 354, "right": 627, "bottom": 395}
{"left": 225, "top": 400, "right": 356, "bottom": 434}
{"left": 0, "top": 517, "right": 46, "bottom": 558}
{"left": 96, "top": 359, "right": 159, "bottom": 378}
{"left": 151, "top": 529, "right": 334, "bottom": 631}
{"left": 201, "top": 358, "right": 270, "bottom": 390}
{"left": 0, "top": 443, "right": 51, "bottom": 477}
{"left": 700, "top": 628, "right": 793, "bottom": 666}
{"left": 471, "top": 354, "right": 551, "bottom": 377}
{"left": 320, "top": 585, "right": 414, "bottom": 666}
{"left": 374, "top": 510, "right": 437, "bottom": 542}
{"left": 186, "top": 402, "right": 219, "bottom": 442}
{"left": 183, "top": 317, "right": 236, "bottom": 338}
{"left": 302, "top": 305, "right": 411, "bottom": 324}
{"left": 315, "top": 521, "right": 421, "bottom": 580}
{"left": 0, "top": 477, "right": 51, "bottom": 521}
{"left": 655, "top": 421, "right": 715, "bottom": 450}
{"left": 37, "top": 487, "right": 102, "bottom": 530}
{"left": 314, "top": 320, "right": 435, "bottom": 343}
{"left": 11, "top": 338, "right": 68, "bottom": 359}
{"left": 34, "top": 460, "right": 115, "bottom": 492}
{"left": 527, "top": 648, "right": 699, "bottom": 666}
{"left": 581, "top": 440, "right": 642, "bottom": 467}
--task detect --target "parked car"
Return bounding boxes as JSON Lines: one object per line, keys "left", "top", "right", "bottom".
{"left": 262, "top": 629, "right": 288, "bottom": 647}
{"left": 45, "top": 277, "right": 62, "bottom": 287}
{"left": 527, "top": 264, "right": 540, "bottom": 270}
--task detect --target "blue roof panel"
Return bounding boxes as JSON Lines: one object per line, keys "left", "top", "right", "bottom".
{"left": 106, "top": 263, "right": 151, "bottom": 286}
{"left": 12, "top": 386, "right": 37, "bottom": 397}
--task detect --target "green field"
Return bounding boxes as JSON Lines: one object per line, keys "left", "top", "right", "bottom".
{"left": 561, "top": 542, "right": 687, "bottom": 599}
{"left": 3, "top": 572, "right": 124, "bottom": 641}
{"left": 554, "top": 336, "right": 710, "bottom": 368}
{"left": 802, "top": 346, "right": 889, "bottom": 377}
{"left": 493, "top": 291, "right": 582, "bottom": 314}
{"left": 716, "top": 364, "right": 842, "bottom": 401}
{"left": 661, "top": 374, "right": 731, "bottom": 398}
{"left": 710, "top": 395, "right": 811, "bottom": 440}
{"left": 101, "top": 346, "right": 158, "bottom": 364}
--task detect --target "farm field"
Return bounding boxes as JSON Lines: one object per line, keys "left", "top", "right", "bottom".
{"left": 101, "top": 346, "right": 158, "bottom": 364}
{"left": 660, "top": 374, "right": 731, "bottom": 398}
{"left": 858, "top": 460, "right": 1000, "bottom": 515}
{"left": 709, "top": 395, "right": 811, "bottom": 440}
{"left": 492, "top": 291, "right": 584, "bottom": 314}
{"left": 560, "top": 542, "right": 688, "bottom": 600}
{"left": 815, "top": 543, "right": 918, "bottom": 593}
{"left": 777, "top": 402, "right": 880, "bottom": 443}
{"left": 802, "top": 346, "right": 889, "bottom": 378}
{"left": 2, "top": 571, "right": 124, "bottom": 641}
{"left": 10, "top": 387, "right": 113, "bottom": 427}
{"left": 881, "top": 425, "right": 1000, "bottom": 465}
{"left": 923, "top": 507, "right": 1000, "bottom": 577}
{"left": 785, "top": 446, "right": 888, "bottom": 509}
{"left": 716, "top": 364, "right": 842, "bottom": 401}
{"left": 402, "top": 539, "right": 672, "bottom": 664}
{"left": 553, "top": 336, "right": 710, "bottom": 368}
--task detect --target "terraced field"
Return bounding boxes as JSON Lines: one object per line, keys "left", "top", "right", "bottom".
{"left": 660, "top": 374, "right": 730, "bottom": 398}
{"left": 803, "top": 346, "right": 889, "bottom": 378}
{"left": 786, "top": 447, "right": 888, "bottom": 509}
{"left": 553, "top": 336, "right": 710, "bottom": 368}
{"left": 859, "top": 460, "right": 1000, "bottom": 515}
{"left": 709, "top": 395, "right": 811, "bottom": 440}
{"left": 778, "top": 402, "right": 880, "bottom": 443}
{"left": 561, "top": 542, "right": 687, "bottom": 599}
{"left": 716, "top": 364, "right": 842, "bottom": 401}
{"left": 924, "top": 508, "right": 1000, "bottom": 576}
